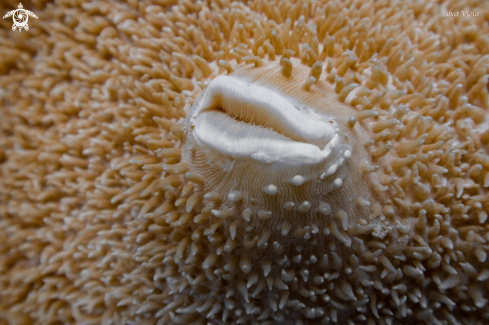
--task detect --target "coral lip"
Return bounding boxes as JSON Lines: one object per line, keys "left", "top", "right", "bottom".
{"left": 191, "top": 75, "right": 336, "bottom": 147}
{"left": 194, "top": 110, "right": 340, "bottom": 165}
{"left": 190, "top": 75, "right": 339, "bottom": 165}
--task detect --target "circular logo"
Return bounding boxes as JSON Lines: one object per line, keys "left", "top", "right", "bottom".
{"left": 13, "top": 9, "right": 28, "bottom": 27}
{"left": 3, "top": 3, "right": 38, "bottom": 32}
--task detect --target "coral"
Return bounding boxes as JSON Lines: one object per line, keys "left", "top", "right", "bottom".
{"left": 1, "top": 0, "right": 489, "bottom": 325}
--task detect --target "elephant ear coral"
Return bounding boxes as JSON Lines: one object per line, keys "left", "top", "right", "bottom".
{"left": 1, "top": 0, "right": 489, "bottom": 325}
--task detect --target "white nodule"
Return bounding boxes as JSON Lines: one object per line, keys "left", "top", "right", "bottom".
{"left": 333, "top": 178, "right": 343, "bottom": 189}
{"left": 290, "top": 175, "right": 306, "bottom": 186}
{"left": 264, "top": 184, "right": 278, "bottom": 196}
{"left": 283, "top": 202, "right": 295, "bottom": 211}
{"left": 227, "top": 190, "right": 243, "bottom": 202}
{"left": 319, "top": 203, "right": 332, "bottom": 215}
{"left": 298, "top": 201, "right": 312, "bottom": 213}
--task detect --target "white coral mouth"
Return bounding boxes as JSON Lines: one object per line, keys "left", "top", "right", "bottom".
{"left": 189, "top": 75, "right": 340, "bottom": 166}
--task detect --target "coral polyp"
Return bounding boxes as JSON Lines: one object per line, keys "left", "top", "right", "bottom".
{"left": 0, "top": 0, "right": 489, "bottom": 325}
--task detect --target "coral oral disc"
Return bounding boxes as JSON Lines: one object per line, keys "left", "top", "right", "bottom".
{"left": 191, "top": 75, "right": 339, "bottom": 165}
{"left": 194, "top": 110, "right": 340, "bottom": 165}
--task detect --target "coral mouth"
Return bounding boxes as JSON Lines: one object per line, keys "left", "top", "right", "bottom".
{"left": 190, "top": 75, "right": 339, "bottom": 166}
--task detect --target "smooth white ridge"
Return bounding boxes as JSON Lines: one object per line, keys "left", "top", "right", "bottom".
{"left": 191, "top": 75, "right": 340, "bottom": 166}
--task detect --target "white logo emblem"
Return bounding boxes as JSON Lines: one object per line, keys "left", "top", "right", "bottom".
{"left": 2, "top": 3, "right": 38, "bottom": 32}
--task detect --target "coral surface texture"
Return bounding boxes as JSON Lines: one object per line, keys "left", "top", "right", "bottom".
{"left": 1, "top": 0, "right": 489, "bottom": 324}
